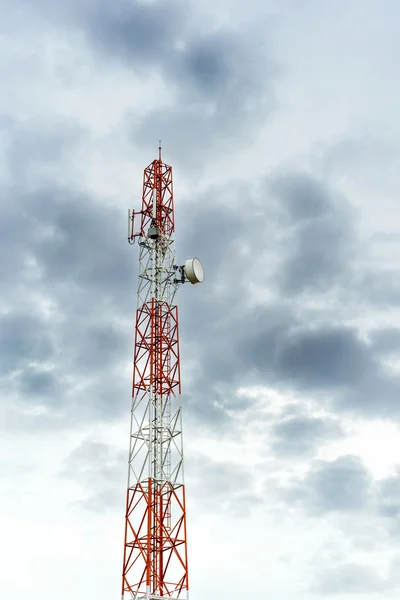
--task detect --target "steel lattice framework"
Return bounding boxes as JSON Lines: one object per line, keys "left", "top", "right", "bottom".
{"left": 122, "top": 148, "right": 189, "bottom": 600}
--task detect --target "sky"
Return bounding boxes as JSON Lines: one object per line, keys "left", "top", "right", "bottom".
{"left": 2, "top": 0, "right": 400, "bottom": 598}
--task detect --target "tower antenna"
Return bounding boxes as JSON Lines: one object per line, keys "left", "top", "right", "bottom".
{"left": 123, "top": 149, "right": 204, "bottom": 600}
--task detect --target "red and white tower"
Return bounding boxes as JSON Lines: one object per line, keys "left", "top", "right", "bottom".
{"left": 122, "top": 146, "right": 204, "bottom": 600}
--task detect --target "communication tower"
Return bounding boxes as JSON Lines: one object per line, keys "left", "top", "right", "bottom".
{"left": 121, "top": 145, "right": 204, "bottom": 600}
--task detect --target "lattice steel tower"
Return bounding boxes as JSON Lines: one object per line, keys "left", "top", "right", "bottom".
{"left": 122, "top": 146, "right": 204, "bottom": 600}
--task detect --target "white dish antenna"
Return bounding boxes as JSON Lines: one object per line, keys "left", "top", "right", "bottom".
{"left": 184, "top": 258, "right": 204, "bottom": 285}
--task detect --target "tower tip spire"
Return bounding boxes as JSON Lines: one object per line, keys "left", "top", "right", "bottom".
{"left": 158, "top": 140, "right": 162, "bottom": 161}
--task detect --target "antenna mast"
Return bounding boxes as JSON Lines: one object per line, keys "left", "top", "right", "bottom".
{"left": 123, "top": 150, "right": 204, "bottom": 600}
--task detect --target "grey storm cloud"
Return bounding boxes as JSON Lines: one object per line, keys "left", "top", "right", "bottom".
{"left": 8, "top": 0, "right": 276, "bottom": 172}
{"left": 269, "top": 172, "right": 355, "bottom": 295}
{"left": 3, "top": 116, "right": 84, "bottom": 181}
{"left": 273, "top": 327, "right": 372, "bottom": 388}
{"left": 0, "top": 181, "right": 134, "bottom": 428}
{"left": 30, "top": 189, "right": 131, "bottom": 296}
{"left": 377, "top": 469, "right": 400, "bottom": 521}
{"left": 0, "top": 312, "right": 54, "bottom": 374}
{"left": 0, "top": 115, "right": 133, "bottom": 305}
{"left": 17, "top": 366, "right": 55, "bottom": 396}
{"left": 186, "top": 455, "right": 262, "bottom": 517}
{"left": 38, "top": 0, "right": 275, "bottom": 162}
{"left": 78, "top": 0, "right": 189, "bottom": 67}
{"left": 354, "top": 268, "right": 400, "bottom": 309}
{"left": 218, "top": 310, "right": 400, "bottom": 418}
{"left": 370, "top": 328, "right": 400, "bottom": 355}
{"left": 131, "top": 37, "right": 274, "bottom": 162}
{"left": 270, "top": 414, "right": 342, "bottom": 456}
{"left": 75, "top": 0, "right": 272, "bottom": 94}
{"left": 175, "top": 172, "right": 400, "bottom": 423}
{"left": 60, "top": 439, "right": 126, "bottom": 512}
{"left": 313, "top": 562, "right": 390, "bottom": 595}
{"left": 271, "top": 172, "right": 334, "bottom": 222}
{"left": 179, "top": 200, "right": 242, "bottom": 279}
{"left": 241, "top": 315, "right": 400, "bottom": 417}
{"left": 284, "top": 455, "right": 372, "bottom": 514}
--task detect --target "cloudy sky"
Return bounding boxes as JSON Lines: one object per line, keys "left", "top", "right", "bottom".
{"left": 2, "top": 0, "right": 400, "bottom": 598}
